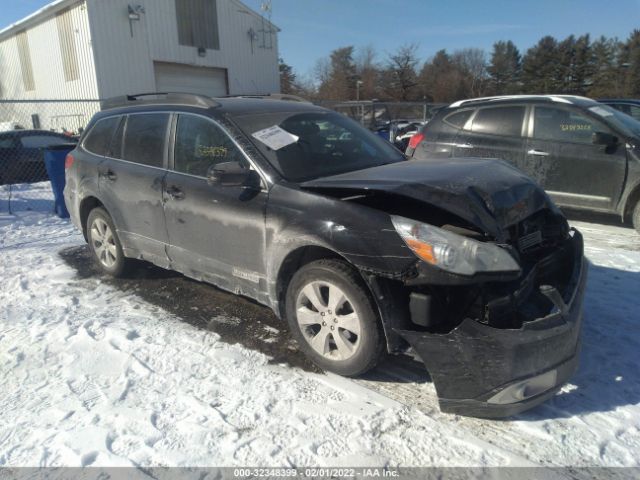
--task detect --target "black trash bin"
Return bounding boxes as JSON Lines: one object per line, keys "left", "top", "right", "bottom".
{"left": 43, "top": 144, "right": 75, "bottom": 218}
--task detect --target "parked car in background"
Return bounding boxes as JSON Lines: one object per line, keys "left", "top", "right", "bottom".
{"left": 64, "top": 93, "right": 586, "bottom": 418}
{"left": 0, "top": 130, "right": 76, "bottom": 185}
{"left": 599, "top": 98, "right": 640, "bottom": 121}
{"left": 407, "top": 95, "right": 640, "bottom": 232}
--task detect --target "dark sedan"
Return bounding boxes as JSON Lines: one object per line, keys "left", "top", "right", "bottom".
{"left": 0, "top": 130, "right": 76, "bottom": 185}
{"left": 599, "top": 98, "right": 640, "bottom": 122}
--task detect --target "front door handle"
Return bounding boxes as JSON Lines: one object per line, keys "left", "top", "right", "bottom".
{"left": 527, "top": 149, "right": 550, "bottom": 157}
{"left": 455, "top": 143, "right": 474, "bottom": 149}
{"left": 100, "top": 169, "right": 117, "bottom": 181}
{"left": 166, "top": 185, "right": 185, "bottom": 200}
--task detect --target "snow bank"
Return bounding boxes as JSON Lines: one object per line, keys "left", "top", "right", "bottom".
{"left": 0, "top": 212, "right": 639, "bottom": 467}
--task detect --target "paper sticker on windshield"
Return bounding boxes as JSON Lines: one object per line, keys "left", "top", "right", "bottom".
{"left": 252, "top": 125, "right": 299, "bottom": 150}
{"left": 589, "top": 106, "right": 614, "bottom": 117}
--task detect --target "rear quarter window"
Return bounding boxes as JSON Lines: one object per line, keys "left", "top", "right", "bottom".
{"left": 122, "top": 114, "right": 170, "bottom": 168}
{"left": 84, "top": 117, "right": 121, "bottom": 156}
{"left": 471, "top": 106, "right": 525, "bottom": 137}
{"left": 443, "top": 110, "right": 472, "bottom": 129}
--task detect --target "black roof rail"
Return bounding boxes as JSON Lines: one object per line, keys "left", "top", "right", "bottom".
{"left": 100, "top": 92, "right": 220, "bottom": 110}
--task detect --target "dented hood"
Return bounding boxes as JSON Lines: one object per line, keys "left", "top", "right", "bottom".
{"left": 300, "top": 158, "right": 557, "bottom": 238}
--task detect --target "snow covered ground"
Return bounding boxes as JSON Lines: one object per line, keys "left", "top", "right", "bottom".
{"left": 1, "top": 204, "right": 640, "bottom": 467}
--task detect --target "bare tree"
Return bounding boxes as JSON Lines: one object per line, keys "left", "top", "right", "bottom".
{"left": 382, "top": 43, "right": 420, "bottom": 101}
{"left": 452, "top": 48, "right": 488, "bottom": 97}
{"left": 355, "top": 44, "right": 379, "bottom": 100}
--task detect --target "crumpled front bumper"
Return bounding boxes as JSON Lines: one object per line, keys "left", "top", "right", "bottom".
{"left": 396, "top": 230, "right": 587, "bottom": 418}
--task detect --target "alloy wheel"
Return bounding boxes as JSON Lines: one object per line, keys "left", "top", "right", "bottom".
{"left": 295, "top": 280, "right": 362, "bottom": 361}
{"left": 90, "top": 218, "right": 118, "bottom": 268}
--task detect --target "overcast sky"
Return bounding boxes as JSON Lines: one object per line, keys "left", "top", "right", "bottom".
{"left": 3, "top": 0, "right": 639, "bottom": 77}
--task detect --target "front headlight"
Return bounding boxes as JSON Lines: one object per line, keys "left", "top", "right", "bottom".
{"left": 391, "top": 215, "right": 521, "bottom": 276}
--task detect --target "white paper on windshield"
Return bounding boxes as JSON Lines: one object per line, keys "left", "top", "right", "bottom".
{"left": 589, "top": 106, "right": 614, "bottom": 117}
{"left": 252, "top": 125, "right": 299, "bottom": 150}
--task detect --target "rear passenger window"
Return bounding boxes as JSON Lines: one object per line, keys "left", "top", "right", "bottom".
{"left": 471, "top": 106, "right": 525, "bottom": 137}
{"left": 122, "top": 114, "right": 169, "bottom": 167}
{"left": 444, "top": 110, "right": 472, "bottom": 128}
{"left": 174, "top": 114, "right": 246, "bottom": 177}
{"left": 84, "top": 117, "right": 120, "bottom": 156}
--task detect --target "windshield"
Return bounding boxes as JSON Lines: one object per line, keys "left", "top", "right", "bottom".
{"left": 588, "top": 104, "right": 640, "bottom": 137}
{"left": 232, "top": 111, "right": 405, "bottom": 182}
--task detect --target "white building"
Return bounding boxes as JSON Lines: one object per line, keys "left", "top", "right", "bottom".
{"left": 0, "top": 0, "right": 280, "bottom": 130}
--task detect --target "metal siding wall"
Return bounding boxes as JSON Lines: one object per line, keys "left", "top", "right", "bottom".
{"left": 0, "top": 1, "right": 98, "bottom": 100}
{"left": 56, "top": 8, "right": 80, "bottom": 81}
{"left": 0, "top": 1, "right": 99, "bottom": 131}
{"left": 88, "top": 0, "right": 279, "bottom": 98}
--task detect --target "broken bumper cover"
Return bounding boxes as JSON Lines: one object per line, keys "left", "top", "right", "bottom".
{"left": 397, "top": 230, "right": 587, "bottom": 418}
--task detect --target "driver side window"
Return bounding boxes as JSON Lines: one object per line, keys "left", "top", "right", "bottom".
{"left": 174, "top": 115, "right": 245, "bottom": 177}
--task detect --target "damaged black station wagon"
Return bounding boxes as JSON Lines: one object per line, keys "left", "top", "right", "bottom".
{"left": 64, "top": 93, "right": 587, "bottom": 418}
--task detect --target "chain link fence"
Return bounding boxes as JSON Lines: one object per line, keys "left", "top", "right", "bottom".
{"left": 0, "top": 99, "right": 100, "bottom": 214}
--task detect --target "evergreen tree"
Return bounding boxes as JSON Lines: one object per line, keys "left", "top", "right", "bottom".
{"left": 521, "top": 36, "right": 560, "bottom": 93}
{"left": 279, "top": 58, "right": 297, "bottom": 95}
{"left": 418, "top": 50, "right": 468, "bottom": 102}
{"left": 487, "top": 40, "right": 521, "bottom": 95}
{"left": 556, "top": 34, "right": 591, "bottom": 95}
{"left": 624, "top": 29, "right": 640, "bottom": 97}
{"left": 587, "top": 36, "right": 623, "bottom": 97}
{"left": 317, "top": 46, "right": 357, "bottom": 100}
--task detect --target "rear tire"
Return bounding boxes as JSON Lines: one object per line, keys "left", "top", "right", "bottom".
{"left": 86, "top": 207, "right": 130, "bottom": 277}
{"left": 285, "top": 259, "right": 385, "bottom": 376}
{"left": 633, "top": 202, "right": 640, "bottom": 234}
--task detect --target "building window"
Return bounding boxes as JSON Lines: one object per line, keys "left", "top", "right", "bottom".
{"left": 56, "top": 8, "right": 80, "bottom": 82}
{"left": 175, "top": 0, "right": 220, "bottom": 50}
{"left": 15, "top": 30, "right": 35, "bottom": 91}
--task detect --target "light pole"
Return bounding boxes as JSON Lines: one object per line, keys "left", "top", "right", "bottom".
{"left": 356, "top": 80, "right": 364, "bottom": 101}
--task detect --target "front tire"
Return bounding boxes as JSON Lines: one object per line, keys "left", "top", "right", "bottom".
{"left": 285, "top": 259, "right": 385, "bottom": 376}
{"left": 86, "top": 207, "right": 129, "bottom": 277}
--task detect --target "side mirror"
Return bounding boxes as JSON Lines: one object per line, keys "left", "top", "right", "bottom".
{"left": 207, "top": 161, "right": 260, "bottom": 188}
{"left": 592, "top": 131, "right": 618, "bottom": 146}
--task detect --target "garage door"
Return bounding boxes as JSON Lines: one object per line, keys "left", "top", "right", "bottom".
{"left": 154, "top": 62, "right": 227, "bottom": 98}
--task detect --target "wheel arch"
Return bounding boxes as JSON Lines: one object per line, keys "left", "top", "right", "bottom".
{"left": 275, "top": 245, "right": 345, "bottom": 319}
{"left": 621, "top": 182, "right": 640, "bottom": 222}
{"left": 79, "top": 195, "right": 106, "bottom": 241}
{"left": 274, "top": 244, "right": 407, "bottom": 354}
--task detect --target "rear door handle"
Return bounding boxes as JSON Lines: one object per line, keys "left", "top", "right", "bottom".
{"left": 166, "top": 185, "right": 185, "bottom": 200}
{"left": 527, "top": 149, "right": 550, "bottom": 157}
{"left": 455, "top": 143, "right": 474, "bottom": 149}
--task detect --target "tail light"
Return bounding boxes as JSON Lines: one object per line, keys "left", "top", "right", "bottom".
{"left": 64, "top": 153, "right": 75, "bottom": 169}
{"left": 408, "top": 132, "right": 425, "bottom": 150}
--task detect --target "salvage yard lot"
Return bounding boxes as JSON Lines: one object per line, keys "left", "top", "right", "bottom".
{"left": 1, "top": 206, "right": 639, "bottom": 467}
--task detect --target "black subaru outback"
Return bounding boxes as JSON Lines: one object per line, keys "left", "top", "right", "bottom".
{"left": 64, "top": 93, "right": 587, "bottom": 418}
